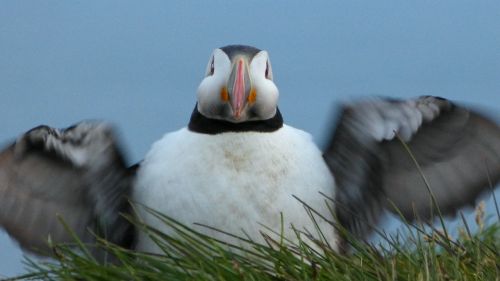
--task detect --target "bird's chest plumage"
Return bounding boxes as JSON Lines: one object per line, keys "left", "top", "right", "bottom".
{"left": 133, "top": 126, "right": 336, "bottom": 252}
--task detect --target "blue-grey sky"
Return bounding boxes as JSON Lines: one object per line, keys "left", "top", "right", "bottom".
{"left": 1, "top": 1, "right": 500, "bottom": 277}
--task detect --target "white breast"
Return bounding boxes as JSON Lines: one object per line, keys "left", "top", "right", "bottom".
{"left": 133, "top": 125, "right": 337, "bottom": 252}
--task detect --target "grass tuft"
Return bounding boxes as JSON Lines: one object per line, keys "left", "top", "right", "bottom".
{"left": 4, "top": 202, "right": 499, "bottom": 281}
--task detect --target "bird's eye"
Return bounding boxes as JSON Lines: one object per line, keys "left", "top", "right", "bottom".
{"left": 210, "top": 57, "right": 215, "bottom": 75}
{"left": 265, "top": 61, "right": 269, "bottom": 79}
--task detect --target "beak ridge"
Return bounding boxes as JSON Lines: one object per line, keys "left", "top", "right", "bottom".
{"left": 227, "top": 58, "right": 251, "bottom": 120}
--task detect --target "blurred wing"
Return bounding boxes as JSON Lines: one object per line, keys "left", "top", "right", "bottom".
{"left": 324, "top": 96, "right": 500, "bottom": 239}
{"left": 0, "top": 122, "right": 135, "bottom": 257}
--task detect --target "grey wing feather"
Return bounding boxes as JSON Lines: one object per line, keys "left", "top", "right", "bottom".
{"left": 324, "top": 96, "right": 500, "bottom": 240}
{"left": 0, "top": 122, "right": 135, "bottom": 257}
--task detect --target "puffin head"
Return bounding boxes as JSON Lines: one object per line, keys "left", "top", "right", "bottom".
{"left": 196, "top": 45, "right": 279, "bottom": 123}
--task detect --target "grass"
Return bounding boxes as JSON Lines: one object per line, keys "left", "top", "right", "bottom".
{"left": 4, "top": 202, "right": 499, "bottom": 281}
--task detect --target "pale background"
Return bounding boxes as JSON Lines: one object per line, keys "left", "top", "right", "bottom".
{"left": 1, "top": 1, "right": 499, "bottom": 277}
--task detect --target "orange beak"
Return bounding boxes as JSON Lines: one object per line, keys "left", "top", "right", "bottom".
{"left": 227, "top": 57, "right": 252, "bottom": 120}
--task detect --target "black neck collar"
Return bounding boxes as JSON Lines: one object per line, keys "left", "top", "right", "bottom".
{"left": 188, "top": 106, "right": 283, "bottom": 135}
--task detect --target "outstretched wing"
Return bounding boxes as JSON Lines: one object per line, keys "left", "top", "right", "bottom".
{"left": 324, "top": 96, "right": 500, "bottom": 240}
{"left": 0, "top": 122, "right": 135, "bottom": 258}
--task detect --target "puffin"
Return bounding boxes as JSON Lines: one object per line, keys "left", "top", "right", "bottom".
{"left": 0, "top": 45, "right": 499, "bottom": 258}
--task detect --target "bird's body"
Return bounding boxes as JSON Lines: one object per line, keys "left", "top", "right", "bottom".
{"left": 0, "top": 44, "right": 499, "bottom": 259}
{"left": 134, "top": 124, "right": 336, "bottom": 252}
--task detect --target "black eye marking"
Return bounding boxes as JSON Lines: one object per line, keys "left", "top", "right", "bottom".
{"left": 210, "top": 57, "right": 215, "bottom": 75}
{"left": 265, "top": 61, "right": 270, "bottom": 79}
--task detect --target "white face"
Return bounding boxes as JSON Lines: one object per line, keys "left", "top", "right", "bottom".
{"left": 196, "top": 48, "right": 279, "bottom": 123}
